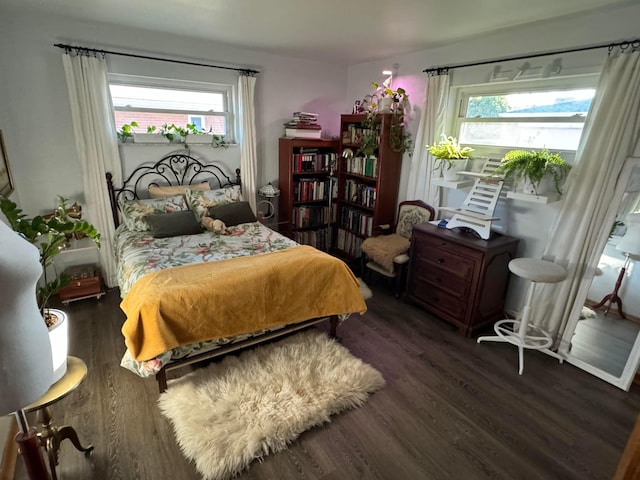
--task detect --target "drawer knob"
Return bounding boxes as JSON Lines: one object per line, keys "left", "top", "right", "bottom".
{"left": 437, "top": 258, "right": 444, "bottom": 264}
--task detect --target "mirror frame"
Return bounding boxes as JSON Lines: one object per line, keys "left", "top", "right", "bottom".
{"left": 558, "top": 157, "right": 640, "bottom": 391}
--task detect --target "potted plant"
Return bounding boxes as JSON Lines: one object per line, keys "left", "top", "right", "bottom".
{"left": 0, "top": 196, "right": 100, "bottom": 381}
{"left": 371, "top": 82, "right": 409, "bottom": 114}
{"left": 494, "top": 149, "right": 571, "bottom": 196}
{"left": 117, "top": 121, "right": 139, "bottom": 143}
{"left": 427, "top": 135, "right": 474, "bottom": 180}
{"left": 357, "top": 83, "right": 412, "bottom": 158}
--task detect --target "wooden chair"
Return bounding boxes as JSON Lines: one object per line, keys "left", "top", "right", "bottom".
{"left": 361, "top": 200, "right": 435, "bottom": 297}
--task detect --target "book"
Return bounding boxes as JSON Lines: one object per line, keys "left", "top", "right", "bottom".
{"left": 285, "top": 128, "right": 322, "bottom": 139}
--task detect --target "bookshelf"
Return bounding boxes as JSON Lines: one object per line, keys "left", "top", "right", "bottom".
{"left": 332, "top": 113, "right": 403, "bottom": 260}
{"left": 278, "top": 137, "right": 340, "bottom": 251}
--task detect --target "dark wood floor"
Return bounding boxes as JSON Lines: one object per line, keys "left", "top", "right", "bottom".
{"left": 14, "top": 283, "right": 640, "bottom": 480}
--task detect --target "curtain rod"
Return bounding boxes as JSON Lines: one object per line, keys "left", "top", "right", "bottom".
{"left": 53, "top": 43, "right": 259, "bottom": 75}
{"left": 423, "top": 38, "right": 640, "bottom": 74}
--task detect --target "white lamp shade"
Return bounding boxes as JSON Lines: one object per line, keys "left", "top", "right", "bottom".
{"left": 259, "top": 183, "right": 280, "bottom": 198}
{"left": 616, "top": 223, "right": 640, "bottom": 258}
{"left": 0, "top": 221, "right": 54, "bottom": 416}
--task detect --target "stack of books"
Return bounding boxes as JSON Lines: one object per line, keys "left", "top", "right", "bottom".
{"left": 284, "top": 112, "right": 322, "bottom": 139}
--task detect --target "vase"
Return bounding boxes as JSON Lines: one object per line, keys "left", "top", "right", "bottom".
{"left": 442, "top": 159, "right": 468, "bottom": 181}
{"left": 378, "top": 97, "right": 393, "bottom": 113}
{"left": 518, "top": 176, "right": 554, "bottom": 196}
{"left": 46, "top": 308, "right": 68, "bottom": 383}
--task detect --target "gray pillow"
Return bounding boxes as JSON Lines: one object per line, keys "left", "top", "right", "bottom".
{"left": 207, "top": 201, "right": 257, "bottom": 226}
{"left": 145, "top": 211, "right": 203, "bottom": 238}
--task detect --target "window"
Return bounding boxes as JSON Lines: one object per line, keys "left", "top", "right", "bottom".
{"left": 109, "top": 74, "right": 235, "bottom": 141}
{"left": 452, "top": 77, "right": 597, "bottom": 156}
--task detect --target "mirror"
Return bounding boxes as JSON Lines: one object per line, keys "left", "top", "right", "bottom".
{"left": 559, "top": 158, "right": 640, "bottom": 391}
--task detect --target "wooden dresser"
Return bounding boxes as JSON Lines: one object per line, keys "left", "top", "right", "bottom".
{"left": 406, "top": 223, "right": 519, "bottom": 337}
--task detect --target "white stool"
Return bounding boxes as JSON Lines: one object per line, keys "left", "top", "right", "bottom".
{"left": 477, "top": 258, "right": 568, "bottom": 375}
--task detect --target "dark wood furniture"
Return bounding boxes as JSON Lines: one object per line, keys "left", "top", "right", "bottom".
{"left": 278, "top": 137, "right": 339, "bottom": 250}
{"left": 58, "top": 264, "right": 103, "bottom": 305}
{"left": 405, "top": 223, "right": 519, "bottom": 337}
{"left": 105, "top": 153, "right": 344, "bottom": 393}
{"left": 333, "top": 114, "right": 403, "bottom": 260}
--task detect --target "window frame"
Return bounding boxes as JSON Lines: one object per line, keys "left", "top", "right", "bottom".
{"left": 449, "top": 74, "right": 599, "bottom": 162}
{"left": 108, "top": 73, "right": 236, "bottom": 142}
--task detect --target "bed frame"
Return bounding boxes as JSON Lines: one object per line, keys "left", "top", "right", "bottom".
{"left": 106, "top": 152, "right": 241, "bottom": 228}
{"left": 106, "top": 153, "right": 339, "bottom": 392}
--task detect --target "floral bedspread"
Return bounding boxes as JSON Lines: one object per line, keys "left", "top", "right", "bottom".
{"left": 116, "top": 222, "right": 298, "bottom": 377}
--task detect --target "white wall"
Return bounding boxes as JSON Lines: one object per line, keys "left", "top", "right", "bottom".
{"left": 0, "top": 9, "right": 347, "bottom": 216}
{"left": 345, "top": 3, "right": 640, "bottom": 313}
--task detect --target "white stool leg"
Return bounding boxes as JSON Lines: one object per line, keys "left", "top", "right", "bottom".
{"left": 518, "top": 344, "right": 524, "bottom": 375}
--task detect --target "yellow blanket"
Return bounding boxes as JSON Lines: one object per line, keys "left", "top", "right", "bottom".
{"left": 121, "top": 245, "right": 367, "bottom": 361}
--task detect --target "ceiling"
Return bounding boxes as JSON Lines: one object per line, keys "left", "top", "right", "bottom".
{"left": 2, "top": 0, "right": 636, "bottom": 64}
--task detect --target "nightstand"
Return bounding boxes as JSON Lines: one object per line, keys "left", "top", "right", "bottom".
{"left": 58, "top": 264, "right": 104, "bottom": 305}
{"left": 54, "top": 237, "right": 104, "bottom": 304}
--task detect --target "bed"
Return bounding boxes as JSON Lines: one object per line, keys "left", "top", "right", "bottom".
{"left": 107, "top": 153, "right": 366, "bottom": 392}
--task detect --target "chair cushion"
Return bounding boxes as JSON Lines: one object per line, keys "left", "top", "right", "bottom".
{"left": 361, "top": 233, "right": 410, "bottom": 274}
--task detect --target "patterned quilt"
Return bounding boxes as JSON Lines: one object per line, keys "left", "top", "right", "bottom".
{"left": 116, "top": 222, "right": 298, "bottom": 377}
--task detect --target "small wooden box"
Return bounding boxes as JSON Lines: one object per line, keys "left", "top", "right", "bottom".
{"left": 59, "top": 264, "right": 103, "bottom": 304}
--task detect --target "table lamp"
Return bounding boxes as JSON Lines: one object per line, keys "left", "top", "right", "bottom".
{"left": 258, "top": 183, "right": 280, "bottom": 220}
{"left": 0, "top": 219, "right": 54, "bottom": 480}
{"left": 593, "top": 221, "right": 640, "bottom": 318}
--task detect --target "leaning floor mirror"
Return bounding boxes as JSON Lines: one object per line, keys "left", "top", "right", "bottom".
{"left": 559, "top": 157, "right": 640, "bottom": 391}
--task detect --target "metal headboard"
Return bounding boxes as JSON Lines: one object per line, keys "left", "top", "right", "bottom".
{"left": 106, "top": 153, "right": 241, "bottom": 228}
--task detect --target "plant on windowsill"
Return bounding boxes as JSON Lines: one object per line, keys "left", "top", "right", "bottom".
{"left": 493, "top": 148, "right": 571, "bottom": 196}
{"left": 158, "top": 123, "right": 228, "bottom": 150}
{"left": 427, "top": 134, "right": 474, "bottom": 181}
{"left": 117, "top": 121, "right": 139, "bottom": 143}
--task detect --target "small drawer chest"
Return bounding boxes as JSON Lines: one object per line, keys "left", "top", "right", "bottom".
{"left": 406, "top": 223, "right": 519, "bottom": 337}
{"left": 58, "top": 264, "right": 104, "bottom": 305}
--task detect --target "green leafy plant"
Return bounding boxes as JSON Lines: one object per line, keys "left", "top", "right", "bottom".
{"left": 117, "top": 121, "right": 139, "bottom": 143}
{"left": 357, "top": 82, "right": 412, "bottom": 157}
{"left": 371, "top": 82, "right": 409, "bottom": 114}
{"left": 494, "top": 149, "right": 571, "bottom": 196}
{"left": 0, "top": 196, "right": 101, "bottom": 317}
{"left": 427, "top": 134, "right": 474, "bottom": 169}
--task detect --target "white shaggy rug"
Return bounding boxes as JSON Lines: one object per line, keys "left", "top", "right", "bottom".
{"left": 158, "top": 330, "right": 385, "bottom": 480}
{"left": 357, "top": 277, "right": 373, "bottom": 300}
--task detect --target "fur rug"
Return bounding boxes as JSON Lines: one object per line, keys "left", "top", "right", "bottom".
{"left": 357, "top": 277, "right": 373, "bottom": 300}
{"left": 158, "top": 330, "right": 385, "bottom": 480}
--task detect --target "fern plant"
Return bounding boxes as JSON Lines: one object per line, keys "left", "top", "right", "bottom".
{"left": 494, "top": 149, "right": 571, "bottom": 196}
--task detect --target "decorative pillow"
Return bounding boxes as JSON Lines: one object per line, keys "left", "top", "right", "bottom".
{"left": 145, "top": 211, "right": 203, "bottom": 238}
{"left": 119, "top": 195, "right": 188, "bottom": 232}
{"left": 186, "top": 185, "right": 243, "bottom": 219}
{"left": 148, "top": 182, "right": 210, "bottom": 199}
{"left": 207, "top": 201, "right": 257, "bottom": 227}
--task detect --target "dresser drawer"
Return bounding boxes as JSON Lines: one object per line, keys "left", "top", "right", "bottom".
{"left": 409, "top": 283, "right": 468, "bottom": 322}
{"left": 414, "top": 242, "right": 476, "bottom": 279}
{"left": 59, "top": 276, "right": 102, "bottom": 301}
{"left": 412, "top": 261, "right": 471, "bottom": 298}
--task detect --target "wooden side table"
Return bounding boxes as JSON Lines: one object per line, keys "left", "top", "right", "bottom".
{"left": 24, "top": 356, "right": 93, "bottom": 480}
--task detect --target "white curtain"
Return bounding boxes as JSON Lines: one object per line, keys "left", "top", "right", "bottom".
{"left": 406, "top": 70, "right": 450, "bottom": 207}
{"left": 532, "top": 49, "right": 640, "bottom": 343}
{"left": 238, "top": 74, "right": 258, "bottom": 214}
{"left": 62, "top": 52, "right": 122, "bottom": 288}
